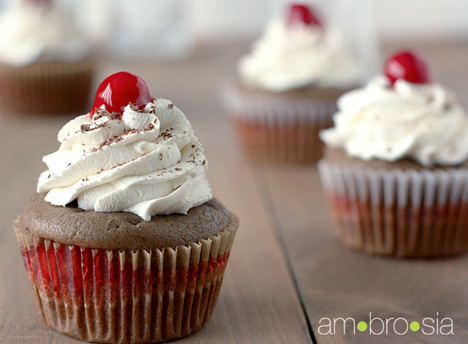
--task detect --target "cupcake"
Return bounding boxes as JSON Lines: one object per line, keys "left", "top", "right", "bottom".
{"left": 319, "top": 50, "right": 468, "bottom": 258}
{"left": 0, "top": 0, "right": 95, "bottom": 115}
{"left": 223, "top": 2, "right": 362, "bottom": 163}
{"left": 14, "top": 71, "right": 239, "bottom": 343}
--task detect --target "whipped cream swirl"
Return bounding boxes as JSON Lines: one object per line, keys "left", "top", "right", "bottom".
{"left": 320, "top": 77, "right": 468, "bottom": 166}
{"left": 0, "top": 3, "right": 90, "bottom": 66}
{"left": 238, "top": 18, "right": 361, "bottom": 92}
{"left": 38, "top": 99, "right": 212, "bottom": 220}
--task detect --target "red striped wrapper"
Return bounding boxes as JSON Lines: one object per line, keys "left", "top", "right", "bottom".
{"left": 318, "top": 159, "right": 468, "bottom": 258}
{"left": 14, "top": 215, "right": 238, "bottom": 343}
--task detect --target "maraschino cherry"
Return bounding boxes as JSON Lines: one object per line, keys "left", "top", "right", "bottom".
{"left": 384, "top": 50, "right": 431, "bottom": 86}
{"left": 90, "top": 71, "right": 153, "bottom": 118}
{"left": 287, "top": 3, "right": 322, "bottom": 27}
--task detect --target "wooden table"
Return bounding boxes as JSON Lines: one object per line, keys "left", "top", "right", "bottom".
{"left": 1, "top": 42, "right": 468, "bottom": 343}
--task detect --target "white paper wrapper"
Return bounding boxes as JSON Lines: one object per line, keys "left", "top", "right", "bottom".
{"left": 14, "top": 215, "right": 238, "bottom": 343}
{"left": 221, "top": 80, "right": 338, "bottom": 126}
{"left": 221, "top": 81, "right": 340, "bottom": 163}
{"left": 318, "top": 159, "right": 468, "bottom": 257}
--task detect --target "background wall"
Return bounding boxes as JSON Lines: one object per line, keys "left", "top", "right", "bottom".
{"left": 1, "top": 0, "right": 467, "bottom": 42}
{"left": 190, "top": 0, "right": 468, "bottom": 42}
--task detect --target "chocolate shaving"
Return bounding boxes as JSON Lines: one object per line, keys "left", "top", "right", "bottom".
{"left": 92, "top": 108, "right": 111, "bottom": 120}
{"left": 81, "top": 124, "right": 92, "bottom": 131}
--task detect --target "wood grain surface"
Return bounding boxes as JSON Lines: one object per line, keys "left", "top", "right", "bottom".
{"left": 0, "top": 41, "right": 467, "bottom": 343}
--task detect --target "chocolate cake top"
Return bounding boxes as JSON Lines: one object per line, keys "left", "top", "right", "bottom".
{"left": 17, "top": 193, "right": 232, "bottom": 250}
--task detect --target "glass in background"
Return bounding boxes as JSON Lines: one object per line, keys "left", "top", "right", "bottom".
{"left": 80, "top": 0, "right": 193, "bottom": 60}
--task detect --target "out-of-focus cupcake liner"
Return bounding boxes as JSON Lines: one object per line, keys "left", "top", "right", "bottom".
{"left": 0, "top": 58, "right": 95, "bottom": 115}
{"left": 14, "top": 214, "right": 238, "bottom": 343}
{"left": 222, "top": 80, "right": 338, "bottom": 125}
{"left": 318, "top": 159, "right": 468, "bottom": 258}
{"left": 222, "top": 82, "right": 337, "bottom": 164}
{"left": 233, "top": 117, "right": 332, "bottom": 164}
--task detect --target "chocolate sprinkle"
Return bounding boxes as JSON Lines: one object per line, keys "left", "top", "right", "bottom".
{"left": 80, "top": 124, "right": 92, "bottom": 131}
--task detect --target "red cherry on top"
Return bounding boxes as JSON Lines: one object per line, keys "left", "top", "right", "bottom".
{"left": 90, "top": 71, "right": 153, "bottom": 118}
{"left": 287, "top": 3, "right": 322, "bottom": 28}
{"left": 384, "top": 50, "right": 431, "bottom": 86}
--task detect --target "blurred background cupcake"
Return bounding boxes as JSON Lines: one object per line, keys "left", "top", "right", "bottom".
{"left": 0, "top": 0, "right": 95, "bottom": 115}
{"left": 319, "top": 50, "right": 468, "bottom": 258}
{"left": 223, "top": 0, "right": 377, "bottom": 164}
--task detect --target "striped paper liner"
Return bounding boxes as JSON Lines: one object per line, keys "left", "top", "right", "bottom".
{"left": 318, "top": 159, "right": 468, "bottom": 258}
{"left": 0, "top": 57, "right": 95, "bottom": 115}
{"left": 222, "top": 81, "right": 337, "bottom": 164}
{"left": 14, "top": 214, "right": 238, "bottom": 343}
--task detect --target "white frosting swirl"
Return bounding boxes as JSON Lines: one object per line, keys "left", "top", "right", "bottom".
{"left": 37, "top": 99, "right": 212, "bottom": 221}
{"left": 238, "top": 18, "right": 361, "bottom": 92}
{"left": 0, "top": 3, "right": 90, "bottom": 66}
{"left": 320, "top": 77, "right": 468, "bottom": 166}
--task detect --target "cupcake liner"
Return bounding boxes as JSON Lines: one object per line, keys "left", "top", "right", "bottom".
{"left": 222, "top": 82, "right": 337, "bottom": 164}
{"left": 318, "top": 160, "right": 468, "bottom": 258}
{"left": 0, "top": 57, "right": 95, "bottom": 115}
{"left": 14, "top": 214, "right": 238, "bottom": 343}
{"left": 222, "top": 80, "right": 337, "bottom": 125}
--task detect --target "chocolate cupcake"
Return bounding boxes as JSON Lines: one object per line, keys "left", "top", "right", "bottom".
{"left": 319, "top": 51, "right": 468, "bottom": 258}
{"left": 14, "top": 71, "right": 239, "bottom": 343}
{"left": 0, "top": 1, "right": 95, "bottom": 115}
{"left": 223, "top": 2, "right": 361, "bottom": 164}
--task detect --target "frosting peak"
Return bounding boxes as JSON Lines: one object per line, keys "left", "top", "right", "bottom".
{"left": 38, "top": 99, "right": 212, "bottom": 220}
{"left": 320, "top": 77, "right": 468, "bottom": 166}
{"left": 238, "top": 17, "right": 361, "bottom": 92}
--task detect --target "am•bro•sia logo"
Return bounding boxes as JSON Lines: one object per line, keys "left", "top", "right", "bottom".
{"left": 318, "top": 312, "right": 454, "bottom": 336}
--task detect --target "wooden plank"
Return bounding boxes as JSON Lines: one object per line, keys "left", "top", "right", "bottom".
{"left": 258, "top": 42, "right": 468, "bottom": 343}
{"left": 0, "top": 44, "right": 312, "bottom": 343}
